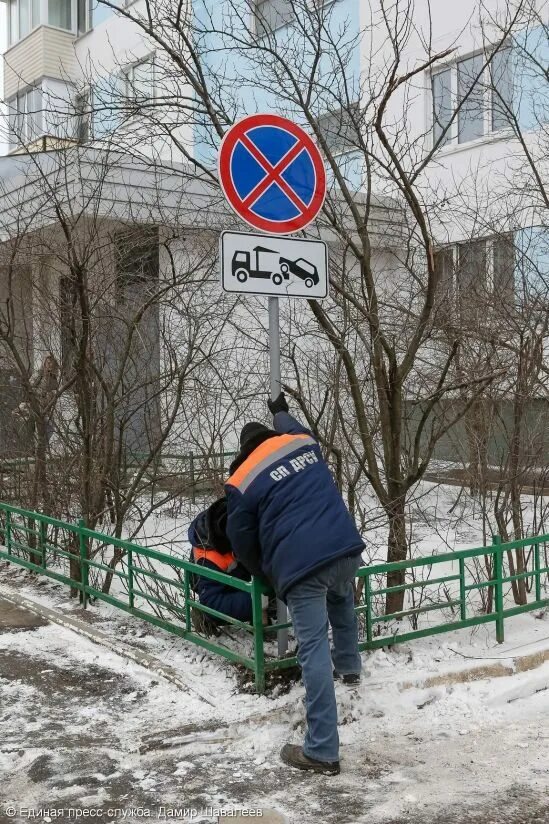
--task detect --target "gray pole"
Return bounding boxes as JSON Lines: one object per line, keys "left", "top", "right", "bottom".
{"left": 268, "top": 296, "right": 289, "bottom": 657}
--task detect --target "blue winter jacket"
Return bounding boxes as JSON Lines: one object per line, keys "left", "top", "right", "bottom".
{"left": 188, "top": 511, "right": 253, "bottom": 622}
{"left": 225, "top": 412, "right": 364, "bottom": 599}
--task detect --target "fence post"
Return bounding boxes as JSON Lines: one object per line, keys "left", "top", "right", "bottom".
{"left": 364, "top": 572, "right": 372, "bottom": 645}
{"left": 127, "top": 549, "right": 134, "bottom": 609}
{"left": 5, "top": 511, "right": 12, "bottom": 558}
{"left": 533, "top": 542, "right": 541, "bottom": 603}
{"left": 459, "top": 557, "right": 467, "bottom": 622}
{"left": 251, "top": 577, "right": 266, "bottom": 694}
{"left": 492, "top": 535, "right": 504, "bottom": 643}
{"left": 78, "top": 520, "right": 89, "bottom": 609}
{"left": 39, "top": 521, "right": 47, "bottom": 570}
{"left": 184, "top": 569, "right": 191, "bottom": 632}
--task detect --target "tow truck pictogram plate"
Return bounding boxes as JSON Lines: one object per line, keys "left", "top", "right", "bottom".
{"left": 220, "top": 231, "right": 328, "bottom": 299}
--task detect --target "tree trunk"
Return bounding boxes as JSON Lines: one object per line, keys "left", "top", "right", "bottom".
{"left": 29, "top": 416, "right": 50, "bottom": 566}
{"left": 385, "top": 496, "right": 408, "bottom": 615}
{"left": 508, "top": 343, "right": 527, "bottom": 605}
{"left": 102, "top": 546, "right": 125, "bottom": 595}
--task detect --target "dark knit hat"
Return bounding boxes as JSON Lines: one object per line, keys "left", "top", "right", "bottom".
{"left": 206, "top": 497, "right": 232, "bottom": 554}
{"left": 240, "top": 421, "right": 271, "bottom": 447}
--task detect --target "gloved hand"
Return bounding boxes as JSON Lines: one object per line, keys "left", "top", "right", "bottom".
{"left": 268, "top": 392, "right": 289, "bottom": 415}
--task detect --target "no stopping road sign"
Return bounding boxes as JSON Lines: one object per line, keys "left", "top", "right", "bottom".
{"left": 218, "top": 113, "right": 327, "bottom": 235}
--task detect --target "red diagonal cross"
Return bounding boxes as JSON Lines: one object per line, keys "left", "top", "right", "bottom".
{"left": 238, "top": 132, "right": 310, "bottom": 214}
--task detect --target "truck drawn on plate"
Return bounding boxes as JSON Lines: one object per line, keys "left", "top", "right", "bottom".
{"left": 232, "top": 246, "right": 319, "bottom": 289}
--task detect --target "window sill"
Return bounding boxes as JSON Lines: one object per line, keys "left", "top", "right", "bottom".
{"left": 434, "top": 129, "right": 514, "bottom": 156}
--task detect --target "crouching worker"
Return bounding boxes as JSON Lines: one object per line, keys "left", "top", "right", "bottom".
{"left": 188, "top": 497, "right": 253, "bottom": 627}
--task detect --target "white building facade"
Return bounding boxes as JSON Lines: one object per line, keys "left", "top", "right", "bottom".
{"left": 0, "top": 0, "right": 548, "bottom": 461}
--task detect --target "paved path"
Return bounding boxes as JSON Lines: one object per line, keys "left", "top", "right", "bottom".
{"left": 1, "top": 596, "right": 548, "bottom": 824}
{"left": 0, "top": 597, "right": 48, "bottom": 632}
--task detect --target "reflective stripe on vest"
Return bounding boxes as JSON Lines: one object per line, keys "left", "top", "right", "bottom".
{"left": 227, "top": 433, "right": 316, "bottom": 493}
{"left": 192, "top": 546, "right": 236, "bottom": 572}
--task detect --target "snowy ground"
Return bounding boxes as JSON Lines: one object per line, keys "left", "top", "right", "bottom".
{"left": 1, "top": 479, "right": 549, "bottom": 822}
{"left": 1, "top": 565, "right": 549, "bottom": 824}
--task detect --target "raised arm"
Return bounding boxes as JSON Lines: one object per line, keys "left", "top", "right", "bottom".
{"left": 268, "top": 393, "right": 314, "bottom": 438}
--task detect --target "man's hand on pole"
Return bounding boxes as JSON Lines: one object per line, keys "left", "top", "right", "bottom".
{"left": 268, "top": 392, "right": 289, "bottom": 415}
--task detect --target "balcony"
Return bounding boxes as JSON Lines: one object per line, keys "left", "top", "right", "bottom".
{"left": 4, "top": 25, "right": 78, "bottom": 98}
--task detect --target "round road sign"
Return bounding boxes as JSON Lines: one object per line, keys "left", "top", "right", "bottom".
{"left": 218, "top": 113, "right": 326, "bottom": 235}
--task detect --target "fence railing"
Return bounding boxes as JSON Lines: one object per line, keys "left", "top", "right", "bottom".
{"left": 0, "top": 500, "right": 547, "bottom": 693}
{"left": 0, "top": 451, "right": 239, "bottom": 505}
{"left": 356, "top": 533, "right": 549, "bottom": 650}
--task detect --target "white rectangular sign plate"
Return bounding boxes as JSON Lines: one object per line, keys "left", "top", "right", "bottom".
{"left": 220, "top": 231, "right": 328, "bottom": 299}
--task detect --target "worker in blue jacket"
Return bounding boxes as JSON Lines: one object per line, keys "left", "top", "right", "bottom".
{"left": 188, "top": 497, "right": 253, "bottom": 624}
{"left": 225, "top": 393, "right": 365, "bottom": 775}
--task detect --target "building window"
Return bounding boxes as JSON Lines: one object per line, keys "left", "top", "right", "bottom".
{"left": 77, "top": 0, "right": 113, "bottom": 34}
{"left": 8, "top": 87, "right": 43, "bottom": 150}
{"left": 434, "top": 234, "right": 515, "bottom": 318}
{"left": 457, "top": 237, "right": 488, "bottom": 297}
{"left": 115, "top": 228, "right": 159, "bottom": 301}
{"left": 491, "top": 47, "right": 513, "bottom": 132}
{"left": 492, "top": 233, "right": 515, "bottom": 301}
{"left": 457, "top": 54, "right": 486, "bottom": 143}
{"left": 77, "top": 0, "right": 91, "bottom": 33}
{"left": 432, "top": 68, "right": 452, "bottom": 147}
{"left": 432, "top": 46, "right": 513, "bottom": 148}
{"left": 59, "top": 276, "right": 77, "bottom": 376}
{"left": 122, "top": 56, "right": 155, "bottom": 104}
{"left": 315, "top": 104, "right": 361, "bottom": 156}
{"left": 74, "top": 91, "right": 92, "bottom": 142}
{"left": 48, "top": 0, "right": 72, "bottom": 30}
{"left": 254, "top": 0, "right": 295, "bottom": 36}
{"left": 7, "top": 0, "right": 40, "bottom": 45}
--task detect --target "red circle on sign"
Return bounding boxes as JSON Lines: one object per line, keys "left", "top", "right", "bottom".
{"left": 218, "top": 113, "right": 327, "bottom": 235}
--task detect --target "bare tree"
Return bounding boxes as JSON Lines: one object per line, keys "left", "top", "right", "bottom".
{"left": 0, "top": 141, "right": 251, "bottom": 594}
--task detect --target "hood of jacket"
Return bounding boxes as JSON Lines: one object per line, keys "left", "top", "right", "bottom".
{"left": 188, "top": 497, "right": 233, "bottom": 554}
{"left": 188, "top": 509, "right": 209, "bottom": 549}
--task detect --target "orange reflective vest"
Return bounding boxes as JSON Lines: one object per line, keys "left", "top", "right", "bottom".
{"left": 192, "top": 546, "right": 236, "bottom": 572}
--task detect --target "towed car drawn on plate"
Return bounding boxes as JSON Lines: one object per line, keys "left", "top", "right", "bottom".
{"left": 232, "top": 247, "right": 319, "bottom": 288}
{"left": 278, "top": 257, "right": 319, "bottom": 288}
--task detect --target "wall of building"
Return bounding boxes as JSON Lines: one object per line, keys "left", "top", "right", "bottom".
{"left": 73, "top": 0, "right": 193, "bottom": 162}
{"left": 363, "top": 0, "right": 549, "bottom": 244}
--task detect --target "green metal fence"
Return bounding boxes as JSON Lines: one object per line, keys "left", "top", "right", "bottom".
{"left": 0, "top": 500, "right": 548, "bottom": 693}
{"left": 356, "top": 533, "right": 549, "bottom": 651}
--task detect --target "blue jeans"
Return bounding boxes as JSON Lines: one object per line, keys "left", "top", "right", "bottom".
{"left": 285, "top": 553, "right": 361, "bottom": 763}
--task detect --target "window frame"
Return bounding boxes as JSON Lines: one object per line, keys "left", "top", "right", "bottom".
{"left": 253, "top": 0, "right": 296, "bottom": 37}
{"left": 430, "top": 44, "right": 513, "bottom": 150}
{"left": 114, "top": 227, "right": 160, "bottom": 302}
{"left": 7, "top": 85, "right": 45, "bottom": 151}
{"left": 47, "top": 0, "right": 74, "bottom": 32}
{"left": 434, "top": 232, "right": 516, "bottom": 311}
{"left": 121, "top": 54, "right": 156, "bottom": 105}
{"left": 7, "top": 0, "right": 78, "bottom": 45}
{"left": 7, "top": 0, "right": 41, "bottom": 46}
{"left": 76, "top": 0, "right": 113, "bottom": 37}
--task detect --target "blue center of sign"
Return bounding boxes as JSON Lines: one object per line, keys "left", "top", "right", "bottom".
{"left": 230, "top": 125, "right": 316, "bottom": 222}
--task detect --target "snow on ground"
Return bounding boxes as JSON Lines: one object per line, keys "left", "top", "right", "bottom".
{"left": 1, "top": 564, "right": 549, "bottom": 824}
{"left": 1, "top": 479, "right": 549, "bottom": 822}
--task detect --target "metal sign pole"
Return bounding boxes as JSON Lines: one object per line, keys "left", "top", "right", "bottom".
{"left": 268, "top": 296, "right": 289, "bottom": 657}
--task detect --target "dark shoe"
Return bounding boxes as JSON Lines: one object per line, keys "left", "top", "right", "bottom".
{"left": 280, "top": 743, "right": 340, "bottom": 775}
{"left": 333, "top": 671, "right": 361, "bottom": 685}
